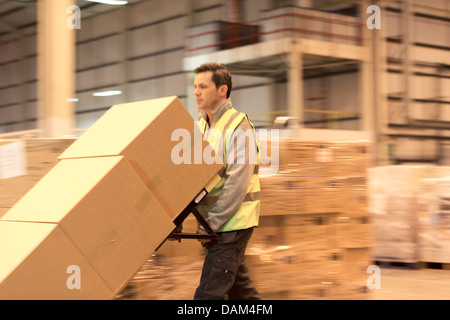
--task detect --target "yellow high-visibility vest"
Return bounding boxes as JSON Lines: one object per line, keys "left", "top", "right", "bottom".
{"left": 197, "top": 107, "right": 260, "bottom": 232}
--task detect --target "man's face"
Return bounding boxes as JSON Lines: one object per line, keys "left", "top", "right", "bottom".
{"left": 194, "top": 71, "right": 224, "bottom": 111}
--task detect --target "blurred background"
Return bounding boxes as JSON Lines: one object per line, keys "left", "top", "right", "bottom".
{"left": 0, "top": 0, "right": 449, "bottom": 300}
{"left": 0, "top": 0, "right": 447, "bottom": 166}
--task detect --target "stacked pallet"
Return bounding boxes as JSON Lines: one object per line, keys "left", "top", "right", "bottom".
{"left": 0, "top": 138, "right": 76, "bottom": 216}
{"left": 1, "top": 97, "right": 224, "bottom": 299}
{"left": 417, "top": 178, "right": 450, "bottom": 264}
{"left": 247, "top": 138, "right": 372, "bottom": 300}
{"left": 368, "top": 166, "right": 450, "bottom": 264}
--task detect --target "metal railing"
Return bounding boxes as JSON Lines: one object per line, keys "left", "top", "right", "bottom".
{"left": 185, "top": 9, "right": 364, "bottom": 55}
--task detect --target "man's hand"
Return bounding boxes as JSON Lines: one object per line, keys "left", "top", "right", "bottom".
{"left": 196, "top": 229, "right": 213, "bottom": 245}
{"left": 168, "top": 225, "right": 183, "bottom": 243}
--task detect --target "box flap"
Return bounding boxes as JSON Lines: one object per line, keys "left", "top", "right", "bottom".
{"left": 59, "top": 96, "right": 179, "bottom": 159}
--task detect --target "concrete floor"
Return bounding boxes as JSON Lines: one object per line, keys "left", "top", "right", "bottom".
{"left": 369, "top": 267, "right": 450, "bottom": 300}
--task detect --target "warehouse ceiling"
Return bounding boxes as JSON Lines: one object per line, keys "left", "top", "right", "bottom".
{"left": 226, "top": 53, "right": 360, "bottom": 81}
{"left": 0, "top": 0, "right": 146, "bottom": 44}
{"left": 0, "top": 0, "right": 361, "bottom": 83}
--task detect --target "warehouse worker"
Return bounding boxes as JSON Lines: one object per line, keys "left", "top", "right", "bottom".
{"left": 192, "top": 62, "right": 261, "bottom": 300}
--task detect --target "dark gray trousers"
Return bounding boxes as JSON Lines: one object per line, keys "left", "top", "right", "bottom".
{"left": 194, "top": 227, "right": 261, "bottom": 300}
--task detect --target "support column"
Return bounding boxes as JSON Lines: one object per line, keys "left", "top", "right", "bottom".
{"left": 287, "top": 49, "right": 303, "bottom": 126}
{"left": 37, "top": 0, "right": 75, "bottom": 138}
{"left": 119, "top": 5, "right": 130, "bottom": 103}
{"left": 186, "top": 71, "right": 198, "bottom": 120}
{"left": 184, "top": 0, "right": 198, "bottom": 120}
{"left": 373, "top": 2, "right": 390, "bottom": 166}
{"left": 359, "top": 0, "right": 374, "bottom": 134}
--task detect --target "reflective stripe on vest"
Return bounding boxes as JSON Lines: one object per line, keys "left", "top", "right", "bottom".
{"left": 197, "top": 107, "right": 260, "bottom": 232}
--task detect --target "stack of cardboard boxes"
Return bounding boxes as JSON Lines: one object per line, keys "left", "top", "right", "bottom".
{"left": 248, "top": 137, "right": 372, "bottom": 299}
{"left": 0, "top": 96, "right": 222, "bottom": 299}
{"left": 417, "top": 178, "right": 450, "bottom": 264}
{"left": 367, "top": 165, "right": 450, "bottom": 264}
{"left": 0, "top": 138, "right": 76, "bottom": 217}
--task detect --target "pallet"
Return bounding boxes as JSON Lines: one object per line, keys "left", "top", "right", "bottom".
{"left": 374, "top": 260, "right": 420, "bottom": 270}
{"left": 375, "top": 260, "right": 450, "bottom": 270}
{"left": 416, "top": 262, "right": 450, "bottom": 270}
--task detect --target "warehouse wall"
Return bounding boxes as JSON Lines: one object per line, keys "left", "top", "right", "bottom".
{"left": 0, "top": 0, "right": 223, "bottom": 133}
{"left": 262, "top": 71, "right": 360, "bottom": 131}
{"left": 384, "top": 2, "right": 449, "bottom": 123}
{"left": 381, "top": 0, "right": 449, "bottom": 163}
{"left": 0, "top": 0, "right": 364, "bottom": 133}
{"left": 0, "top": 0, "right": 448, "bottom": 144}
{"left": 0, "top": 0, "right": 281, "bottom": 133}
{"left": 0, "top": 0, "right": 369, "bottom": 134}
{"left": 0, "top": 34, "right": 37, "bottom": 133}
{"left": 75, "top": 0, "right": 217, "bottom": 129}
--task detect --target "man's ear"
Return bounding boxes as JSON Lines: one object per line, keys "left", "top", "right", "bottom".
{"left": 219, "top": 84, "right": 228, "bottom": 98}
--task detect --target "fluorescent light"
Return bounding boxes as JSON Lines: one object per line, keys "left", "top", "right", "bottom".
{"left": 93, "top": 90, "right": 122, "bottom": 97}
{"left": 66, "top": 98, "right": 79, "bottom": 102}
{"left": 86, "top": 0, "right": 128, "bottom": 5}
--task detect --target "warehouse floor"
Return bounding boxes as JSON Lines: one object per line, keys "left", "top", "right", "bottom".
{"left": 369, "top": 266, "right": 450, "bottom": 300}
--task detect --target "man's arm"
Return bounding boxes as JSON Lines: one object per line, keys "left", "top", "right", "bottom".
{"left": 203, "top": 119, "right": 257, "bottom": 232}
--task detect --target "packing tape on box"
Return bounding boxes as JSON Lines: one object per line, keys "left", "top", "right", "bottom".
{"left": 87, "top": 229, "right": 120, "bottom": 263}
{"left": 126, "top": 160, "right": 162, "bottom": 191}
{"left": 146, "top": 175, "right": 162, "bottom": 191}
{"left": 144, "top": 175, "right": 175, "bottom": 218}
{"left": 127, "top": 160, "right": 173, "bottom": 217}
{"left": 135, "top": 190, "right": 153, "bottom": 213}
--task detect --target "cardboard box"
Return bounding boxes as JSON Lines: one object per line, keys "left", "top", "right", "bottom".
{"left": 0, "top": 221, "right": 113, "bottom": 300}
{"left": 296, "top": 249, "right": 343, "bottom": 287}
{"left": 340, "top": 247, "right": 372, "bottom": 282}
{"left": 2, "top": 156, "right": 175, "bottom": 297}
{"left": 0, "top": 208, "right": 8, "bottom": 219}
{"left": 284, "top": 213, "right": 337, "bottom": 250}
{"left": 58, "top": 96, "right": 222, "bottom": 219}
{"left": 245, "top": 245, "right": 300, "bottom": 293}
{"left": 288, "top": 283, "right": 338, "bottom": 300}
{"left": 0, "top": 140, "right": 26, "bottom": 179}
{"left": 259, "top": 174, "right": 344, "bottom": 215}
{"left": 335, "top": 213, "right": 372, "bottom": 248}
{"left": 247, "top": 215, "right": 285, "bottom": 249}
{"left": 417, "top": 178, "right": 450, "bottom": 263}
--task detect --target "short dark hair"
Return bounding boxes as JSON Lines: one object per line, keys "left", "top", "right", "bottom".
{"left": 194, "top": 63, "right": 233, "bottom": 98}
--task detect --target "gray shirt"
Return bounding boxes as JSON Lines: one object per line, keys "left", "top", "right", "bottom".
{"left": 197, "top": 99, "right": 257, "bottom": 232}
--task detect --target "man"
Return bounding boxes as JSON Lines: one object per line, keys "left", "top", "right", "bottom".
{"left": 192, "top": 62, "right": 261, "bottom": 300}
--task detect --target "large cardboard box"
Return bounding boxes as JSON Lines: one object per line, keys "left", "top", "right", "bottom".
{"left": 0, "top": 208, "right": 8, "bottom": 219}
{"left": 0, "top": 221, "right": 113, "bottom": 300}
{"left": 58, "top": 96, "right": 222, "bottom": 219}
{"left": 1, "top": 156, "right": 175, "bottom": 297}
